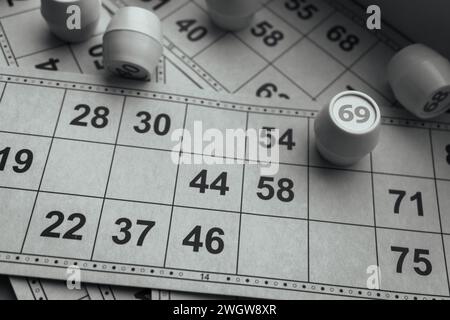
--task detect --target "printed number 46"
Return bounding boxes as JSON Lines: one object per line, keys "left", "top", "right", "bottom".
{"left": 183, "top": 226, "right": 224, "bottom": 254}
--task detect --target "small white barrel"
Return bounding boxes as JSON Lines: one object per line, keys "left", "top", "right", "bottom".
{"left": 103, "top": 7, "right": 163, "bottom": 81}
{"left": 388, "top": 44, "right": 450, "bottom": 119}
{"left": 314, "top": 91, "right": 382, "bottom": 166}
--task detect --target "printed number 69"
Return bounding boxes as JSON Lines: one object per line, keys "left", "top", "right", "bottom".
{"left": 338, "top": 105, "right": 370, "bottom": 123}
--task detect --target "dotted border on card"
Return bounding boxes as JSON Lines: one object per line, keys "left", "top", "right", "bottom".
{"left": 0, "top": 22, "right": 17, "bottom": 67}
{"left": 1, "top": 252, "right": 447, "bottom": 300}
{"left": 1, "top": 72, "right": 450, "bottom": 300}
{"left": 0, "top": 73, "right": 449, "bottom": 131}
{"left": 163, "top": 37, "right": 227, "bottom": 92}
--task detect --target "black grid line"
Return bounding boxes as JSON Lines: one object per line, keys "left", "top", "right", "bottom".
{"left": 263, "top": 3, "right": 395, "bottom": 105}
{"left": 19, "top": 89, "right": 67, "bottom": 253}
{"left": 163, "top": 37, "right": 228, "bottom": 92}
{"left": 235, "top": 112, "right": 250, "bottom": 274}
{"left": 0, "top": 81, "right": 6, "bottom": 103}
{"left": 163, "top": 104, "right": 189, "bottom": 267}
{"left": 89, "top": 95, "right": 127, "bottom": 260}
{"left": 370, "top": 152, "right": 380, "bottom": 288}
{"left": 67, "top": 44, "right": 83, "bottom": 74}
{"left": 307, "top": 118, "right": 311, "bottom": 282}
{"left": 429, "top": 129, "right": 450, "bottom": 295}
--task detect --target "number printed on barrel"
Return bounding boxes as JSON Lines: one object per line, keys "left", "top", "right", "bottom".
{"left": 423, "top": 90, "right": 450, "bottom": 114}
{"left": 331, "top": 92, "right": 378, "bottom": 133}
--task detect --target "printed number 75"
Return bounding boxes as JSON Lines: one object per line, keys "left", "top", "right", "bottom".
{"left": 391, "top": 246, "right": 432, "bottom": 276}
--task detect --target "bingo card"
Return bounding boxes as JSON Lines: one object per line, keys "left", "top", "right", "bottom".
{"left": 0, "top": 67, "right": 450, "bottom": 300}
{"left": 10, "top": 277, "right": 226, "bottom": 300}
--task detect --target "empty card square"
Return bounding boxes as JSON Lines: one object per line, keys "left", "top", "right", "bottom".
{"left": 310, "top": 221, "right": 377, "bottom": 288}
{"left": 107, "top": 146, "right": 178, "bottom": 204}
{"left": 309, "top": 167, "right": 374, "bottom": 226}
{"left": 372, "top": 126, "right": 434, "bottom": 178}
{"left": 274, "top": 38, "right": 344, "bottom": 97}
{"left": 1, "top": 9, "right": 62, "bottom": 58}
{"left": 238, "top": 214, "right": 308, "bottom": 281}
{"left": 0, "top": 188, "right": 36, "bottom": 252}
{"left": 183, "top": 105, "right": 247, "bottom": 158}
{"left": 437, "top": 181, "right": 450, "bottom": 234}
{"left": 41, "top": 139, "right": 114, "bottom": 197}
{"left": 0, "top": 83, "right": 65, "bottom": 136}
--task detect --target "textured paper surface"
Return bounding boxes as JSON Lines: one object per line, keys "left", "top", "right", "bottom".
{"left": 0, "top": 67, "right": 449, "bottom": 300}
